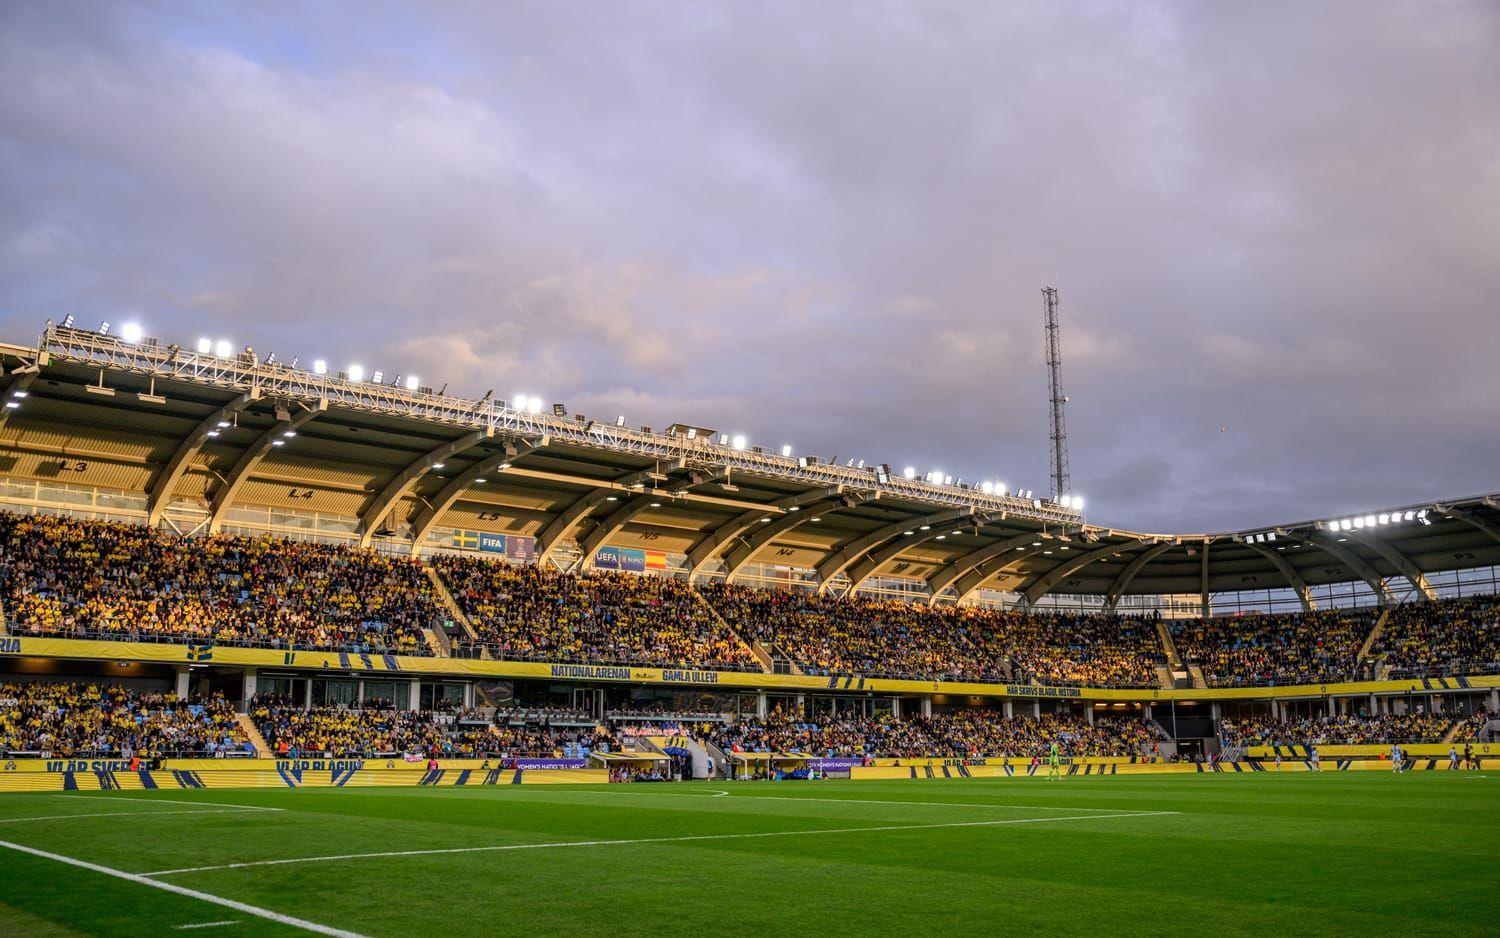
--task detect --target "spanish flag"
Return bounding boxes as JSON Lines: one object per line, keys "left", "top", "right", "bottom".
{"left": 645, "top": 549, "right": 667, "bottom": 571}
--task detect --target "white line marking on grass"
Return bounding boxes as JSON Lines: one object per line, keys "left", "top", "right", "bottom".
{"left": 51, "top": 795, "right": 283, "bottom": 812}
{"left": 0, "top": 839, "right": 368, "bottom": 938}
{"left": 173, "top": 921, "right": 240, "bottom": 929}
{"left": 555, "top": 789, "right": 1140, "bottom": 812}
{"left": 0, "top": 809, "right": 280, "bottom": 825}
{"left": 140, "top": 810, "right": 1178, "bottom": 876}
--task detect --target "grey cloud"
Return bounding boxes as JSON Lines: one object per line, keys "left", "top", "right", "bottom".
{"left": 1, "top": 0, "right": 1496, "bottom": 534}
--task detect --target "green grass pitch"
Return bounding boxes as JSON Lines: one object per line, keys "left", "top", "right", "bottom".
{"left": 0, "top": 774, "right": 1494, "bottom": 936}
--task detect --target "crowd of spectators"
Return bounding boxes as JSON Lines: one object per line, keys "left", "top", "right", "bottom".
{"left": 707, "top": 708, "right": 1156, "bottom": 759}
{"left": 1170, "top": 610, "right": 1375, "bottom": 687}
{"left": 1230, "top": 711, "right": 1458, "bottom": 746}
{"left": 1220, "top": 711, "right": 1458, "bottom": 746}
{"left": 0, "top": 681, "right": 249, "bottom": 757}
{"left": 434, "top": 557, "right": 760, "bottom": 670}
{"left": 0, "top": 512, "right": 443, "bottom": 654}
{"left": 252, "top": 695, "right": 614, "bottom": 758}
{"left": 1454, "top": 709, "right": 1493, "bottom": 742}
{"left": 1373, "top": 595, "right": 1500, "bottom": 677}
{"left": 698, "top": 582, "right": 1163, "bottom": 686}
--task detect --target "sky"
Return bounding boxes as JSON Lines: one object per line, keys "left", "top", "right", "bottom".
{"left": 2, "top": 0, "right": 1497, "bottom": 533}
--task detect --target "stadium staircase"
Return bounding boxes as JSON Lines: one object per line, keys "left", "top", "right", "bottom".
{"left": 1356, "top": 607, "right": 1393, "bottom": 663}
{"left": 702, "top": 738, "right": 732, "bottom": 779}
{"left": 236, "top": 713, "right": 271, "bottom": 757}
{"left": 637, "top": 733, "right": 717, "bottom": 779}
{"left": 423, "top": 627, "right": 452, "bottom": 656}
{"left": 1186, "top": 664, "right": 1208, "bottom": 689}
{"left": 1154, "top": 666, "right": 1175, "bottom": 690}
{"left": 1154, "top": 620, "right": 1182, "bottom": 667}
{"left": 689, "top": 588, "right": 772, "bottom": 673}
{"left": 423, "top": 566, "right": 482, "bottom": 652}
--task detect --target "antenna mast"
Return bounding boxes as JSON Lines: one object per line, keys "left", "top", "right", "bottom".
{"left": 1042, "top": 286, "right": 1071, "bottom": 501}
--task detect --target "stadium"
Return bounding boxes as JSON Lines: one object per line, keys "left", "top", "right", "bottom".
{"left": 2, "top": 4, "right": 1498, "bottom": 937}
{"left": 0, "top": 322, "right": 1496, "bottom": 934}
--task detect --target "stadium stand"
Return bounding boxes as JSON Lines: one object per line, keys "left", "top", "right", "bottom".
{"left": 697, "top": 582, "right": 1164, "bottom": 686}
{"left": 1168, "top": 609, "right": 1376, "bottom": 687}
{"left": 708, "top": 709, "right": 1157, "bottom": 759}
{"left": 0, "top": 511, "right": 444, "bottom": 654}
{"left": 1220, "top": 711, "right": 1458, "bottom": 747}
{"left": 251, "top": 696, "right": 616, "bottom": 758}
{"left": 0, "top": 681, "right": 249, "bottom": 757}
{"left": 433, "top": 556, "right": 761, "bottom": 670}
{"left": 1372, "top": 594, "right": 1500, "bottom": 677}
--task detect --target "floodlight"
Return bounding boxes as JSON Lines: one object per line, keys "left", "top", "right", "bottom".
{"left": 903, "top": 466, "right": 916, "bottom": 479}
{"left": 980, "top": 481, "right": 994, "bottom": 494}
{"left": 1072, "top": 495, "right": 1084, "bottom": 511}
{"left": 616, "top": 415, "right": 626, "bottom": 427}
{"left": 1363, "top": 514, "right": 1377, "bottom": 527}
{"left": 526, "top": 397, "right": 543, "bottom": 415}
{"left": 98, "top": 321, "right": 111, "bottom": 336}
{"left": 348, "top": 364, "right": 365, "bottom": 382}
{"left": 61, "top": 315, "right": 75, "bottom": 328}
{"left": 1404, "top": 510, "right": 1415, "bottom": 521}
{"left": 405, "top": 375, "right": 420, "bottom": 391}
{"left": 431, "top": 462, "right": 445, "bottom": 470}
{"left": 313, "top": 360, "right": 328, "bottom": 375}
{"left": 731, "top": 434, "right": 747, "bottom": 451}
{"left": 1378, "top": 513, "right": 1389, "bottom": 525}
{"left": 781, "top": 444, "right": 793, "bottom": 457}
{"left": 214, "top": 339, "right": 232, "bottom": 358}
{"left": 372, "top": 371, "right": 384, "bottom": 385}
{"left": 197, "top": 338, "right": 213, "bottom": 354}
{"left": 120, "top": 322, "right": 144, "bottom": 344}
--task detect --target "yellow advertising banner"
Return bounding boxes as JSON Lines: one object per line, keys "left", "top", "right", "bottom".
{"left": 1, "top": 634, "right": 1497, "bottom": 702}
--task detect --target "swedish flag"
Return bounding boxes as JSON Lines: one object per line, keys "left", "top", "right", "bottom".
{"left": 454, "top": 530, "right": 479, "bottom": 550}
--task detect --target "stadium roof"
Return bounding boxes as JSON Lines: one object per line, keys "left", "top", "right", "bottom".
{"left": 2, "top": 324, "right": 1497, "bottom": 609}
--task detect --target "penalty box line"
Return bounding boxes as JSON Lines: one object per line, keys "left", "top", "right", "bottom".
{"left": 141, "top": 809, "right": 1180, "bottom": 876}
{"left": 0, "top": 838, "right": 370, "bottom": 938}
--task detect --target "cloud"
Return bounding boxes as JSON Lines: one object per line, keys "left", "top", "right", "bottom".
{"left": 0, "top": 0, "right": 1496, "bottom": 533}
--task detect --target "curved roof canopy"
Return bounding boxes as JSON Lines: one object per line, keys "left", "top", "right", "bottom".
{"left": 2, "top": 325, "right": 1496, "bottom": 608}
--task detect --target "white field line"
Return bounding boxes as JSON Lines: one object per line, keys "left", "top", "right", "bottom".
{"left": 142, "top": 810, "right": 1178, "bottom": 876}
{"left": 0, "top": 808, "right": 280, "bottom": 825}
{"left": 539, "top": 789, "right": 1146, "bottom": 812}
{"left": 173, "top": 922, "right": 240, "bottom": 930}
{"left": 51, "top": 795, "right": 283, "bottom": 812}
{"left": 0, "top": 838, "right": 369, "bottom": 938}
